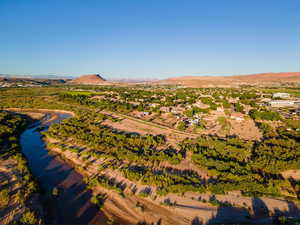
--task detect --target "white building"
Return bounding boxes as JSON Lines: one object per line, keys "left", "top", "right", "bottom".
{"left": 272, "top": 93, "right": 290, "bottom": 99}
{"left": 268, "top": 100, "right": 295, "bottom": 107}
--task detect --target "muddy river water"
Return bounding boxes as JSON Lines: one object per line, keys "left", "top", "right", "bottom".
{"left": 20, "top": 113, "right": 105, "bottom": 225}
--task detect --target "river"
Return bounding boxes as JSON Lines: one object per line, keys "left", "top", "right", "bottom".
{"left": 20, "top": 112, "right": 106, "bottom": 225}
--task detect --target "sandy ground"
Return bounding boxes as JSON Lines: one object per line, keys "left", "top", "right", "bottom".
{"left": 5, "top": 108, "right": 75, "bottom": 117}
{"left": 282, "top": 170, "right": 300, "bottom": 180}
{"left": 0, "top": 158, "right": 43, "bottom": 225}
{"left": 229, "top": 118, "right": 262, "bottom": 140}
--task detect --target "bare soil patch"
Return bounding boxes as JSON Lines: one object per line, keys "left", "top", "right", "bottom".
{"left": 229, "top": 118, "right": 262, "bottom": 140}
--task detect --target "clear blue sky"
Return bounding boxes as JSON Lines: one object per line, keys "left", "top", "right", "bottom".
{"left": 1, "top": 0, "right": 300, "bottom": 79}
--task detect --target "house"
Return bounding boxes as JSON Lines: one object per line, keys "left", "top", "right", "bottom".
{"left": 268, "top": 100, "right": 295, "bottom": 107}
{"left": 182, "top": 118, "right": 200, "bottom": 126}
{"left": 174, "top": 113, "right": 182, "bottom": 119}
{"left": 170, "top": 106, "right": 185, "bottom": 114}
{"left": 189, "top": 118, "right": 200, "bottom": 125}
{"left": 136, "top": 111, "right": 150, "bottom": 117}
{"left": 272, "top": 93, "right": 290, "bottom": 99}
{"left": 230, "top": 112, "right": 245, "bottom": 121}
{"left": 160, "top": 106, "right": 171, "bottom": 113}
{"left": 142, "top": 112, "right": 150, "bottom": 116}
{"left": 149, "top": 103, "right": 160, "bottom": 108}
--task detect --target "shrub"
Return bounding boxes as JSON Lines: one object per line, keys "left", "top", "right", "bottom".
{"left": 20, "top": 210, "right": 38, "bottom": 225}
{"left": 52, "top": 187, "right": 59, "bottom": 197}
{"left": 90, "top": 193, "right": 107, "bottom": 210}
{"left": 0, "top": 189, "right": 9, "bottom": 208}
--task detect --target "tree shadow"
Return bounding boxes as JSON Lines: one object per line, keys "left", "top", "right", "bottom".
{"left": 206, "top": 204, "right": 250, "bottom": 225}
{"left": 272, "top": 201, "right": 300, "bottom": 224}
{"left": 191, "top": 216, "right": 202, "bottom": 225}
{"left": 251, "top": 197, "right": 269, "bottom": 219}
{"left": 206, "top": 197, "right": 300, "bottom": 225}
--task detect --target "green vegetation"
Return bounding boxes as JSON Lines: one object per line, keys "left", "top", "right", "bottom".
{"left": 0, "top": 111, "right": 41, "bottom": 224}
{"left": 177, "top": 121, "right": 186, "bottom": 131}
{"left": 234, "top": 102, "right": 244, "bottom": 112}
{"left": 285, "top": 119, "right": 300, "bottom": 130}
{"left": 19, "top": 210, "right": 39, "bottom": 225}
{"left": 85, "top": 176, "right": 123, "bottom": 193}
{"left": 0, "top": 188, "right": 9, "bottom": 209}
{"left": 0, "top": 111, "right": 28, "bottom": 158}
{"left": 52, "top": 187, "right": 59, "bottom": 197}
{"left": 181, "top": 129, "right": 300, "bottom": 196}
{"left": 90, "top": 193, "right": 107, "bottom": 210}
{"left": 256, "top": 122, "right": 276, "bottom": 137}
{"left": 0, "top": 111, "right": 38, "bottom": 199}
{"left": 249, "top": 109, "right": 281, "bottom": 121}
{"left": 45, "top": 113, "right": 183, "bottom": 165}
{"left": 121, "top": 166, "right": 205, "bottom": 196}
{"left": 138, "top": 190, "right": 151, "bottom": 198}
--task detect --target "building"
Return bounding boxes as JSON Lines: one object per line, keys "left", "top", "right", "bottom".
{"left": 160, "top": 106, "right": 171, "bottom": 113}
{"left": 182, "top": 118, "right": 200, "bottom": 126}
{"left": 268, "top": 100, "right": 295, "bottom": 107}
{"left": 170, "top": 106, "right": 185, "bottom": 114}
{"left": 272, "top": 93, "right": 290, "bottom": 99}
{"left": 149, "top": 103, "right": 160, "bottom": 108}
{"left": 136, "top": 111, "right": 150, "bottom": 117}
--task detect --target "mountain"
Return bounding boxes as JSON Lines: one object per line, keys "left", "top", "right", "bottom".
{"left": 159, "top": 72, "right": 300, "bottom": 87}
{"left": 0, "top": 77, "right": 67, "bottom": 87}
{"left": 0, "top": 74, "right": 74, "bottom": 79}
{"left": 70, "top": 74, "right": 109, "bottom": 85}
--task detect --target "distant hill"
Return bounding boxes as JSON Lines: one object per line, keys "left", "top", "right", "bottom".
{"left": 0, "top": 77, "right": 66, "bottom": 87}
{"left": 70, "top": 74, "right": 110, "bottom": 85}
{"left": 0, "top": 74, "right": 74, "bottom": 79}
{"left": 159, "top": 72, "right": 300, "bottom": 87}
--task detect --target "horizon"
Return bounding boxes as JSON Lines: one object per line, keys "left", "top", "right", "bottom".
{"left": 2, "top": 71, "right": 300, "bottom": 80}
{"left": 1, "top": 71, "right": 300, "bottom": 80}
{"left": 1, "top": 0, "right": 300, "bottom": 79}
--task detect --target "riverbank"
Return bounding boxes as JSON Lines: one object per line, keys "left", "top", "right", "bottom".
{"left": 4, "top": 108, "right": 75, "bottom": 121}
{"left": 0, "top": 157, "right": 43, "bottom": 225}
{"left": 0, "top": 110, "right": 44, "bottom": 225}
{"left": 2, "top": 109, "right": 107, "bottom": 225}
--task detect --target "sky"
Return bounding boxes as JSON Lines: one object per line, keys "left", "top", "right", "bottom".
{"left": 1, "top": 0, "right": 300, "bottom": 80}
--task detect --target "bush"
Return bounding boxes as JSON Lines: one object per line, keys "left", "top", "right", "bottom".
{"left": 177, "top": 121, "right": 186, "bottom": 131}
{"left": 52, "top": 187, "right": 59, "bottom": 197}
{"left": 90, "top": 193, "right": 107, "bottom": 210}
{"left": 249, "top": 109, "right": 281, "bottom": 121}
{"left": 0, "top": 189, "right": 9, "bottom": 208}
{"left": 20, "top": 210, "right": 38, "bottom": 225}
